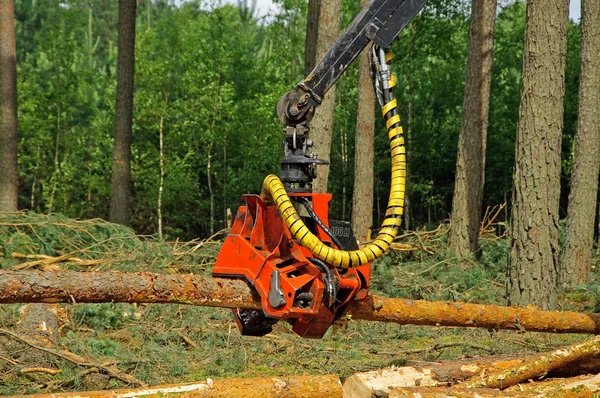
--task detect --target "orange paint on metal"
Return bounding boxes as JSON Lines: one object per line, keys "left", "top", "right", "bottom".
{"left": 212, "top": 193, "right": 369, "bottom": 337}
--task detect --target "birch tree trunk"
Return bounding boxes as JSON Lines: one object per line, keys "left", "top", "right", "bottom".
{"left": 559, "top": 0, "right": 600, "bottom": 288}
{"left": 506, "top": 0, "right": 569, "bottom": 310}
{"left": 449, "top": 0, "right": 497, "bottom": 256}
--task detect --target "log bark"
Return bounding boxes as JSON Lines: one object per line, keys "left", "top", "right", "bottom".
{"left": 110, "top": 0, "right": 137, "bottom": 225}
{"left": 449, "top": 0, "right": 497, "bottom": 256}
{"left": 506, "top": 0, "right": 570, "bottom": 310}
{"left": 388, "top": 387, "right": 523, "bottom": 397}
{"left": 310, "top": 0, "right": 342, "bottom": 193}
{"left": 17, "top": 303, "right": 65, "bottom": 346}
{"left": 304, "top": 0, "right": 320, "bottom": 76}
{"left": 460, "top": 336, "right": 600, "bottom": 389}
{"left": 387, "top": 373, "right": 600, "bottom": 397}
{"left": 0, "top": 270, "right": 261, "bottom": 309}
{"left": 14, "top": 375, "right": 342, "bottom": 398}
{"left": 351, "top": 0, "right": 376, "bottom": 243}
{"left": 3, "top": 271, "right": 600, "bottom": 334}
{"left": 343, "top": 355, "right": 600, "bottom": 397}
{"left": 0, "top": 0, "right": 19, "bottom": 211}
{"left": 559, "top": 0, "right": 600, "bottom": 288}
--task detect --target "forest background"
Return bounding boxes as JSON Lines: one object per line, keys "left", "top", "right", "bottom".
{"left": 10, "top": 0, "right": 583, "bottom": 240}
{"left": 2, "top": 0, "right": 600, "bottom": 394}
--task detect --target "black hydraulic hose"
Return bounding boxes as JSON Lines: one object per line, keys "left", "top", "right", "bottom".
{"left": 309, "top": 257, "right": 336, "bottom": 308}
{"left": 298, "top": 197, "right": 346, "bottom": 250}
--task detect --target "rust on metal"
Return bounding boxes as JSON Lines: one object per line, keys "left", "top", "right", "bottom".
{"left": 13, "top": 375, "right": 342, "bottom": 398}
{"left": 3, "top": 270, "right": 600, "bottom": 335}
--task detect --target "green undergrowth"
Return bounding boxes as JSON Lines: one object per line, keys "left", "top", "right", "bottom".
{"left": 0, "top": 212, "right": 598, "bottom": 394}
{"left": 0, "top": 211, "right": 220, "bottom": 273}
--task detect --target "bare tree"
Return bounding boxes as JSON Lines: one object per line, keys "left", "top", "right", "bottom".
{"left": 506, "top": 0, "right": 570, "bottom": 310}
{"left": 110, "top": 0, "right": 137, "bottom": 225}
{"left": 351, "top": 0, "right": 375, "bottom": 242}
{"left": 304, "top": 0, "right": 320, "bottom": 75}
{"left": 309, "top": 0, "right": 342, "bottom": 194}
{"left": 559, "top": 0, "right": 600, "bottom": 288}
{"left": 0, "top": 0, "right": 19, "bottom": 212}
{"left": 449, "top": 0, "right": 497, "bottom": 257}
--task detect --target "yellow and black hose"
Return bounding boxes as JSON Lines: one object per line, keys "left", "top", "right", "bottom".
{"left": 262, "top": 49, "right": 405, "bottom": 269}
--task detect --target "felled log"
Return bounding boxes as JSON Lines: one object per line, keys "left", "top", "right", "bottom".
{"left": 387, "top": 373, "right": 600, "bottom": 397}
{"left": 387, "top": 387, "right": 523, "bottom": 397}
{"left": 343, "top": 359, "right": 523, "bottom": 397}
{"left": 2, "top": 270, "right": 600, "bottom": 334}
{"left": 13, "top": 375, "right": 342, "bottom": 398}
{"left": 461, "top": 336, "right": 600, "bottom": 389}
{"left": 342, "top": 354, "right": 600, "bottom": 397}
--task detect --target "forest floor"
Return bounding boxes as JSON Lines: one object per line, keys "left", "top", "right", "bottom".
{"left": 0, "top": 212, "right": 598, "bottom": 395}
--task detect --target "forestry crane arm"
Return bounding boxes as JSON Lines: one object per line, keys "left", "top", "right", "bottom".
{"left": 213, "top": 0, "right": 428, "bottom": 338}
{"left": 278, "top": 0, "right": 427, "bottom": 127}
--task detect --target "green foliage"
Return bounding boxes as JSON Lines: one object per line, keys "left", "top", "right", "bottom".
{"left": 0, "top": 212, "right": 221, "bottom": 271}
{"left": 0, "top": 215, "right": 592, "bottom": 395}
{"left": 72, "top": 304, "right": 135, "bottom": 331}
{"left": 13, "top": 0, "right": 582, "bottom": 238}
{"left": 0, "top": 212, "right": 135, "bottom": 258}
{"left": 371, "top": 231, "right": 506, "bottom": 303}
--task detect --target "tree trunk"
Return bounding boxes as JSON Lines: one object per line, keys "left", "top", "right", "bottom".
{"left": 449, "top": 0, "right": 497, "bottom": 257}
{"left": 304, "top": 0, "right": 320, "bottom": 76}
{"left": 351, "top": 0, "right": 375, "bottom": 243}
{"left": 559, "top": 0, "right": 600, "bottom": 288}
{"left": 47, "top": 54, "right": 61, "bottom": 214}
{"left": 5, "top": 270, "right": 600, "bottom": 334}
{"left": 506, "top": 0, "right": 569, "bottom": 310}
{"left": 0, "top": 304, "right": 65, "bottom": 380}
{"left": 207, "top": 143, "right": 214, "bottom": 235}
{"left": 16, "top": 304, "right": 64, "bottom": 347}
{"left": 0, "top": 0, "right": 19, "bottom": 212}
{"left": 109, "top": 0, "right": 136, "bottom": 226}
{"left": 157, "top": 114, "right": 165, "bottom": 240}
{"left": 309, "top": 0, "right": 342, "bottom": 194}
{"left": 341, "top": 118, "right": 348, "bottom": 220}
{"left": 405, "top": 83, "right": 413, "bottom": 230}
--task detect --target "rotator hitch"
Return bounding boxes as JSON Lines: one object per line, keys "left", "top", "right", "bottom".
{"left": 212, "top": 0, "right": 428, "bottom": 338}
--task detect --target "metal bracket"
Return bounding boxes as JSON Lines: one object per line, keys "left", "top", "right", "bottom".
{"left": 268, "top": 270, "right": 286, "bottom": 308}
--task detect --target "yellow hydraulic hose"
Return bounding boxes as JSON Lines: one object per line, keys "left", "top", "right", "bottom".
{"left": 261, "top": 50, "right": 405, "bottom": 269}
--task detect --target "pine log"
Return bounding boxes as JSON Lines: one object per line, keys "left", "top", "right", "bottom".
{"left": 12, "top": 375, "right": 342, "bottom": 398}
{"left": 388, "top": 373, "right": 600, "bottom": 397}
{"left": 388, "top": 387, "right": 523, "bottom": 397}
{"left": 2, "top": 270, "right": 600, "bottom": 334}
{"left": 460, "top": 336, "right": 600, "bottom": 389}
{"left": 514, "top": 373, "right": 600, "bottom": 396}
{"left": 342, "top": 354, "right": 600, "bottom": 397}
